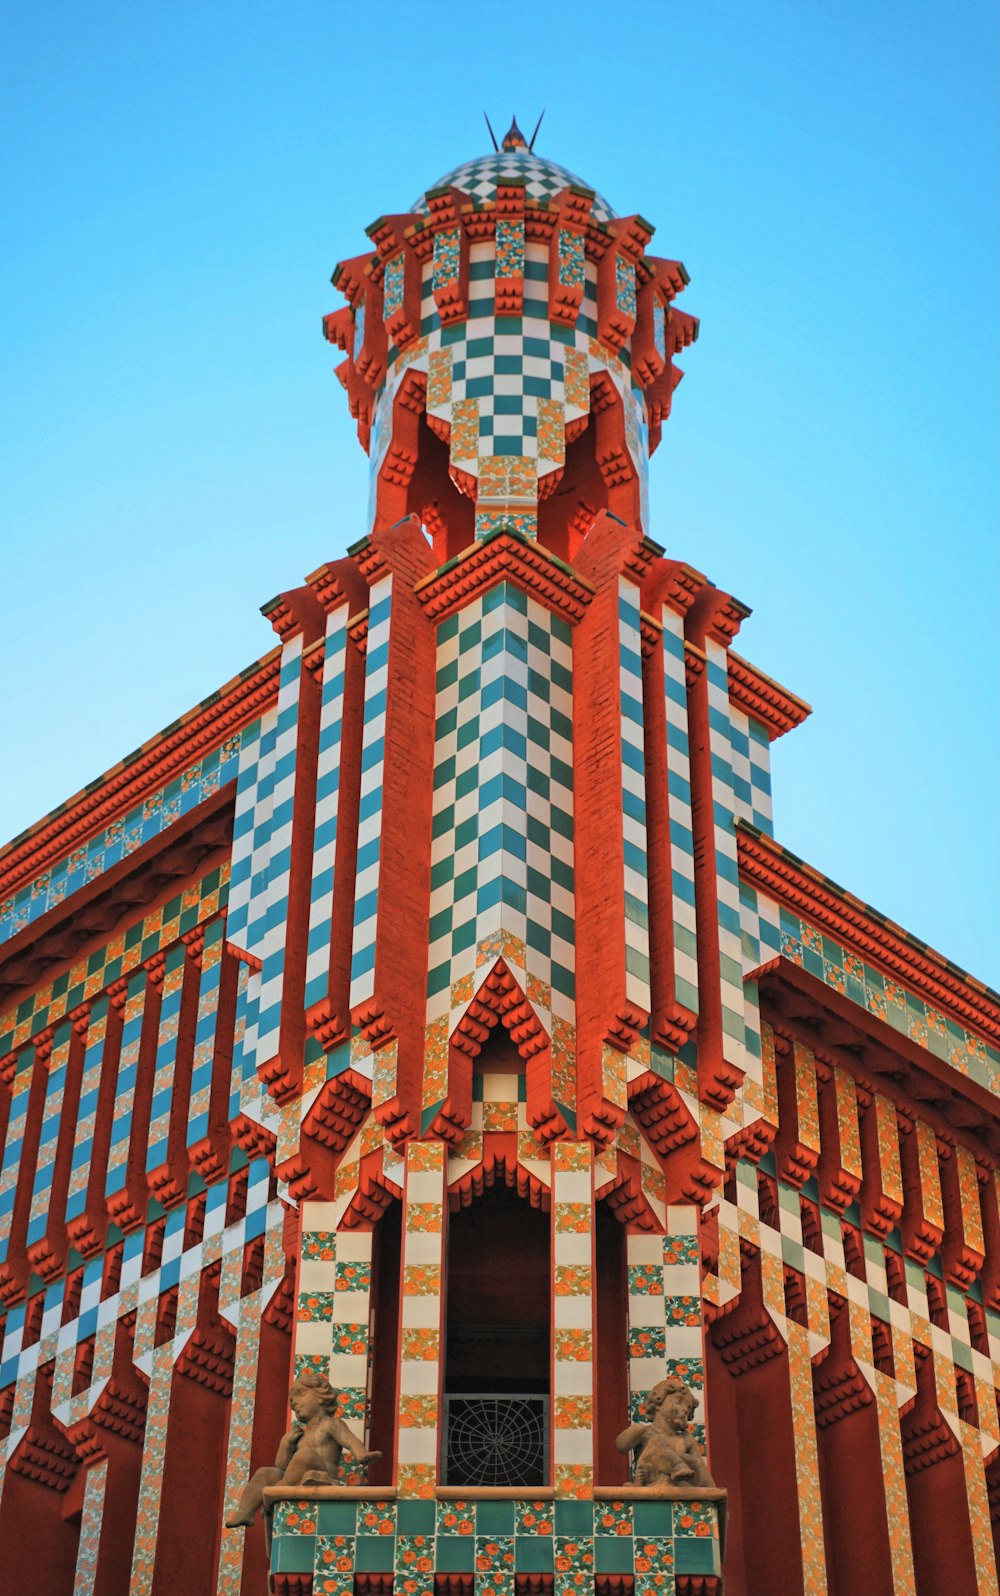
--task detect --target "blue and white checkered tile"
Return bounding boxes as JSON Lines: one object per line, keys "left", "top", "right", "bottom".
{"left": 660, "top": 608, "right": 699, "bottom": 1016}
{"left": 305, "top": 608, "right": 352, "bottom": 1015}
{"left": 704, "top": 640, "right": 751, "bottom": 1081}
{"left": 255, "top": 636, "right": 306, "bottom": 1071}
{"left": 226, "top": 712, "right": 279, "bottom": 960}
{"left": 349, "top": 578, "right": 392, "bottom": 1015}
{"left": 0, "top": 1050, "right": 36, "bottom": 1269}
{"left": 726, "top": 703, "right": 773, "bottom": 836}
{"left": 618, "top": 579, "right": 650, "bottom": 1018}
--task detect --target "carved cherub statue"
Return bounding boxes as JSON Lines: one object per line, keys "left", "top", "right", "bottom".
{"left": 616, "top": 1377, "right": 716, "bottom": 1491}
{"left": 224, "top": 1370, "right": 382, "bottom": 1528}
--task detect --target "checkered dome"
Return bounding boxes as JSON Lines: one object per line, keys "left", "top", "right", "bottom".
{"left": 412, "top": 150, "right": 617, "bottom": 226}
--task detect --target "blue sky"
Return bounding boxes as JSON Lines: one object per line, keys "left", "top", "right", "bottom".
{"left": 2, "top": 0, "right": 997, "bottom": 984}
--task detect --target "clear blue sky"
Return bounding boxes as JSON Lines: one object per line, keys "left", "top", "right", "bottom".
{"left": 2, "top": 1, "right": 997, "bottom": 984}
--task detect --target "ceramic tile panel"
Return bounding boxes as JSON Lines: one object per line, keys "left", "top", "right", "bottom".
{"left": 398, "top": 1141, "right": 446, "bottom": 1495}
{"left": 63, "top": 998, "right": 112, "bottom": 1232}
{"left": 0, "top": 735, "right": 240, "bottom": 949}
{"left": 618, "top": 579, "right": 650, "bottom": 1018}
{"left": 743, "top": 886, "right": 1000, "bottom": 1098}
{"left": 659, "top": 608, "right": 698, "bottom": 1017}
{"left": 412, "top": 151, "right": 616, "bottom": 225}
{"left": 350, "top": 577, "right": 393, "bottom": 1017}
{"left": 186, "top": 915, "right": 226, "bottom": 1150}
{"left": 305, "top": 607, "right": 352, "bottom": 1015}
{"left": 25, "top": 1020, "right": 73, "bottom": 1248}
{"left": 704, "top": 640, "right": 755, "bottom": 1085}
{"left": 254, "top": 635, "right": 306, "bottom": 1068}
{"left": 424, "top": 585, "right": 575, "bottom": 1125}
{"left": 73, "top": 1457, "right": 108, "bottom": 1596}
{"left": 104, "top": 968, "right": 149, "bottom": 1202}
{"left": 145, "top": 941, "right": 190, "bottom": 1176}
{"left": 225, "top": 712, "right": 279, "bottom": 958}
{"left": 0, "top": 862, "right": 230, "bottom": 1057}
{"left": 128, "top": 1344, "right": 174, "bottom": 1596}
{"left": 552, "top": 1142, "right": 594, "bottom": 1492}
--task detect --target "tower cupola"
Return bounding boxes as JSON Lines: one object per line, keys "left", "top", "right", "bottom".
{"left": 324, "top": 130, "right": 697, "bottom": 563}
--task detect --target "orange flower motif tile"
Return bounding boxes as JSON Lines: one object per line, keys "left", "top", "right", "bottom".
{"left": 406, "top": 1203, "right": 443, "bottom": 1232}
{"left": 554, "top": 1329, "right": 592, "bottom": 1361}
{"left": 401, "top": 1328, "right": 439, "bottom": 1361}
{"left": 403, "top": 1263, "right": 441, "bottom": 1295}
{"left": 555, "top": 1264, "right": 592, "bottom": 1295}
{"left": 554, "top": 1395, "right": 593, "bottom": 1428}
{"left": 399, "top": 1394, "right": 438, "bottom": 1427}
{"left": 483, "top": 1101, "right": 517, "bottom": 1132}
{"left": 555, "top": 1203, "right": 590, "bottom": 1233}
{"left": 554, "top": 1464, "right": 592, "bottom": 1498}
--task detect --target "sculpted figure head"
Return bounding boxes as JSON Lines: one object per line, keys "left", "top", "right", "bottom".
{"left": 647, "top": 1377, "right": 697, "bottom": 1432}
{"left": 289, "top": 1369, "right": 341, "bottom": 1421}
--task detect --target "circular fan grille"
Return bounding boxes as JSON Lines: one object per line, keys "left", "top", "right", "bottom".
{"left": 445, "top": 1397, "right": 547, "bottom": 1487}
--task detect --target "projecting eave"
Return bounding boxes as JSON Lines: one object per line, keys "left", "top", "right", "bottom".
{"left": 0, "top": 647, "right": 282, "bottom": 911}
{"left": 727, "top": 652, "right": 811, "bottom": 740}
{"left": 737, "top": 820, "right": 1000, "bottom": 1046}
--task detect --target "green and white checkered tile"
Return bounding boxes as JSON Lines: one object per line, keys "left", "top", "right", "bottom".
{"left": 705, "top": 640, "right": 755, "bottom": 1082}
{"left": 660, "top": 609, "right": 699, "bottom": 1016}
{"left": 411, "top": 150, "right": 617, "bottom": 226}
{"left": 305, "top": 608, "right": 352, "bottom": 1016}
{"left": 619, "top": 579, "right": 650, "bottom": 1017}
{"left": 254, "top": 636, "right": 307, "bottom": 1070}
{"left": 226, "top": 711, "right": 279, "bottom": 958}
{"left": 349, "top": 578, "right": 393, "bottom": 1013}
{"left": 427, "top": 585, "right": 575, "bottom": 1040}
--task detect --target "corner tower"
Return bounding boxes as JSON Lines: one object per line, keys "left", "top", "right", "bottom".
{"left": 3, "top": 117, "right": 997, "bottom": 1596}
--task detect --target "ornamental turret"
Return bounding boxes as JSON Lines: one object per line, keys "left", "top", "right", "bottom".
{"left": 323, "top": 123, "right": 696, "bottom": 559}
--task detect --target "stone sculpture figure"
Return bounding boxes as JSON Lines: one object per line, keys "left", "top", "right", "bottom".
{"left": 224, "top": 1370, "right": 382, "bottom": 1527}
{"left": 616, "top": 1377, "right": 716, "bottom": 1491}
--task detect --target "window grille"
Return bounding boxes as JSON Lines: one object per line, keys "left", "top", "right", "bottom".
{"left": 442, "top": 1394, "right": 548, "bottom": 1487}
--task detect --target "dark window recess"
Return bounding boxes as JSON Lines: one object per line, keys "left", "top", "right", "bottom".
{"left": 443, "top": 1180, "right": 550, "bottom": 1484}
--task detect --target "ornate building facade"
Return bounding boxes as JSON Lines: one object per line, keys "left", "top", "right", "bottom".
{"left": 1, "top": 122, "right": 998, "bottom": 1596}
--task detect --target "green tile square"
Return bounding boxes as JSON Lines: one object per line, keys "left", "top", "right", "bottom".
{"left": 436, "top": 1535, "right": 475, "bottom": 1572}
{"left": 274, "top": 1536, "right": 315, "bottom": 1573}
{"left": 595, "top": 1537, "right": 635, "bottom": 1573}
{"left": 515, "top": 1536, "right": 555, "bottom": 1572}
{"left": 316, "top": 1501, "right": 358, "bottom": 1534}
{"left": 554, "top": 1501, "right": 592, "bottom": 1535}
{"left": 476, "top": 1499, "right": 515, "bottom": 1535}
{"left": 354, "top": 1536, "right": 394, "bottom": 1572}
{"left": 633, "top": 1500, "right": 674, "bottom": 1536}
{"left": 396, "top": 1500, "right": 436, "bottom": 1534}
{"left": 674, "top": 1535, "right": 719, "bottom": 1575}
